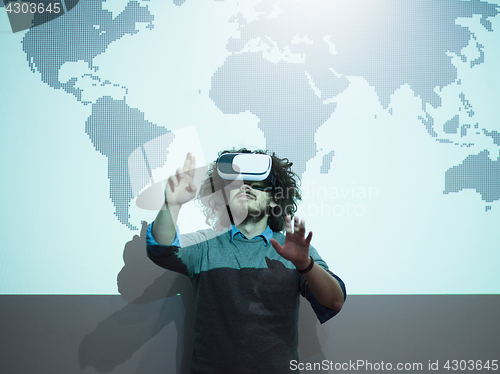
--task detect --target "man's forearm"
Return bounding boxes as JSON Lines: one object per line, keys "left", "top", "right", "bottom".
{"left": 302, "top": 262, "right": 344, "bottom": 311}
{"left": 151, "top": 204, "right": 181, "bottom": 245}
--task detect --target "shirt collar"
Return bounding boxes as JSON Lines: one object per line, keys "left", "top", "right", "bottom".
{"left": 230, "top": 224, "right": 273, "bottom": 245}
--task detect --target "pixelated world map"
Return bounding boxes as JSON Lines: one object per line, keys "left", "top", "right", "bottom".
{"left": 1, "top": 0, "right": 499, "bottom": 294}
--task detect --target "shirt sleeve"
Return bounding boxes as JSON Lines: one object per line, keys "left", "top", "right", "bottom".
{"left": 146, "top": 221, "right": 182, "bottom": 256}
{"left": 145, "top": 221, "right": 189, "bottom": 276}
{"left": 299, "top": 245, "right": 347, "bottom": 324}
{"left": 303, "top": 270, "right": 347, "bottom": 323}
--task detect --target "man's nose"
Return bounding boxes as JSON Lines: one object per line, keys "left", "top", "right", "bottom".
{"left": 240, "top": 183, "right": 251, "bottom": 191}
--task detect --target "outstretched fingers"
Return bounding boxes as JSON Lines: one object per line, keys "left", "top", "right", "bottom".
{"left": 168, "top": 172, "right": 179, "bottom": 192}
{"left": 285, "top": 215, "right": 313, "bottom": 245}
{"left": 184, "top": 152, "right": 196, "bottom": 177}
{"left": 293, "top": 216, "right": 306, "bottom": 235}
{"left": 305, "top": 230, "right": 313, "bottom": 245}
{"left": 270, "top": 238, "right": 283, "bottom": 253}
{"left": 285, "top": 215, "right": 293, "bottom": 234}
{"left": 273, "top": 216, "right": 313, "bottom": 265}
{"left": 285, "top": 215, "right": 307, "bottom": 235}
{"left": 182, "top": 152, "right": 191, "bottom": 171}
{"left": 170, "top": 153, "right": 196, "bottom": 190}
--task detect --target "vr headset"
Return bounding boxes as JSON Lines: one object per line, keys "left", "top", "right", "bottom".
{"left": 216, "top": 153, "right": 276, "bottom": 189}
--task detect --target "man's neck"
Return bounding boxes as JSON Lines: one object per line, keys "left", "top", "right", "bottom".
{"left": 236, "top": 216, "right": 269, "bottom": 239}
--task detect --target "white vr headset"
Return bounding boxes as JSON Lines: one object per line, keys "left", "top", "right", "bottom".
{"left": 216, "top": 153, "right": 275, "bottom": 187}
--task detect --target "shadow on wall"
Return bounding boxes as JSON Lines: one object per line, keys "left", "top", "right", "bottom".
{"left": 79, "top": 222, "right": 329, "bottom": 373}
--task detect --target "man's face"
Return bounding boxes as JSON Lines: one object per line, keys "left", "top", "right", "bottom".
{"left": 226, "top": 181, "right": 276, "bottom": 224}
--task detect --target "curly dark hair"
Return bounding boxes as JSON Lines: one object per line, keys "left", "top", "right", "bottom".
{"left": 197, "top": 148, "right": 301, "bottom": 232}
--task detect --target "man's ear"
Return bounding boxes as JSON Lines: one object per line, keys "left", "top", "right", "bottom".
{"left": 269, "top": 200, "right": 278, "bottom": 208}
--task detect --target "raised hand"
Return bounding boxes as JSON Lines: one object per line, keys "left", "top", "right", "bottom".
{"left": 270, "top": 215, "right": 312, "bottom": 270}
{"left": 165, "top": 153, "right": 197, "bottom": 208}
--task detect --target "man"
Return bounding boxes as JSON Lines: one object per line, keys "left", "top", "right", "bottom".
{"left": 146, "top": 149, "right": 346, "bottom": 373}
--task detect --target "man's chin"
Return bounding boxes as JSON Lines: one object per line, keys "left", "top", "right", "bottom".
{"left": 229, "top": 204, "right": 249, "bottom": 226}
{"left": 230, "top": 206, "right": 267, "bottom": 226}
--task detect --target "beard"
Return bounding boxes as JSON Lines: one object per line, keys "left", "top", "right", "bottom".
{"left": 227, "top": 194, "right": 270, "bottom": 226}
{"left": 244, "top": 203, "right": 269, "bottom": 224}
